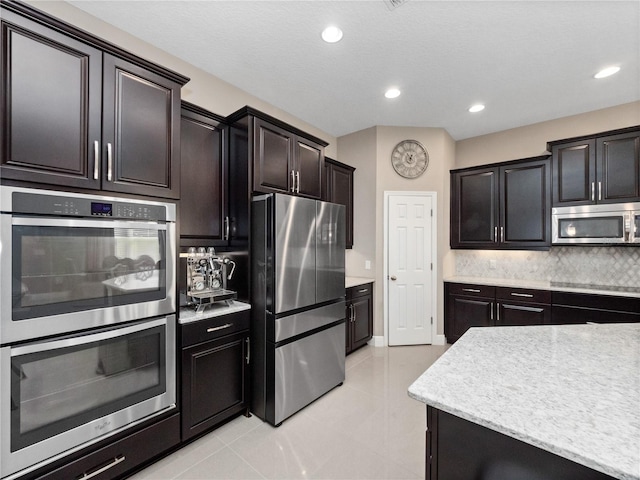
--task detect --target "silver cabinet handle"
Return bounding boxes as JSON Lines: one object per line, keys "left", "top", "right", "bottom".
{"left": 358, "top": 288, "right": 368, "bottom": 293}
{"left": 246, "top": 337, "right": 250, "bottom": 364}
{"left": 207, "top": 323, "right": 233, "bottom": 333}
{"left": 496, "top": 302, "right": 500, "bottom": 322}
{"left": 494, "top": 226, "right": 498, "bottom": 242}
{"left": 79, "top": 455, "right": 125, "bottom": 479}
{"left": 107, "top": 142, "right": 113, "bottom": 182}
{"left": 500, "top": 226, "right": 504, "bottom": 242}
{"left": 93, "top": 140, "right": 100, "bottom": 180}
{"left": 389, "top": 275, "right": 397, "bottom": 281}
{"left": 353, "top": 304, "right": 357, "bottom": 323}
{"left": 224, "top": 216, "right": 230, "bottom": 240}
{"left": 290, "top": 170, "right": 296, "bottom": 193}
{"left": 591, "top": 182, "right": 595, "bottom": 201}
{"left": 462, "top": 288, "right": 480, "bottom": 293}
{"left": 598, "top": 181, "right": 602, "bottom": 201}
{"left": 296, "top": 170, "right": 300, "bottom": 194}
{"left": 510, "top": 292, "right": 534, "bottom": 298}
{"left": 490, "top": 302, "right": 494, "bottom": 321}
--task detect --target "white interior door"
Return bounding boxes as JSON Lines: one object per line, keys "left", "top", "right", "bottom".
{"left": 387, "top": 193, "right": 435, "bottom": 346}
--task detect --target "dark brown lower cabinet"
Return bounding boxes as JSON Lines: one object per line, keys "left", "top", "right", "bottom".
{"left": 426, "top": 406, "right": 616, "bottom": 480}
{"left": 445, "top": 283, "right": 495, "bottom": 343}
{"left": 32, "top": 413, "right": 180, "bottom": 480}
{"left": 445, "top": 283, "right": 551, "bottom": 343}
{"left": 346, "top": 283, "right": 373, "bottom": 354}
{"left": 180, "top": 310, "right": 250, "bottom": 441}
{"left": 551, "top": 291, "right": 640, "bottom": 324}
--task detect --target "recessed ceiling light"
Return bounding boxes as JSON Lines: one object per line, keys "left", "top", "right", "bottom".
{"left": 468, "top": 104, "right": 485, "bottom": 113}
{"left": 594, "top": 66, "right": 620, "bottom": 79}
{"left": 385, "top": 88, "right": 401, "bottom": 99}
{"left": 321, "top": 26, "right": 343, "bottom": 43}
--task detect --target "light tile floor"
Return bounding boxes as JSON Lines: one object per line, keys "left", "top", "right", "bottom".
{"left": 128, "top": 344, "right": 449, "bottom": 480}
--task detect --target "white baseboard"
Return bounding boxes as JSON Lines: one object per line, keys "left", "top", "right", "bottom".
{"left": 369, "top": 334, "right": 447, "bottom": 347}
{"left": 432, "top": 334, "right": 447, "bottom": 345}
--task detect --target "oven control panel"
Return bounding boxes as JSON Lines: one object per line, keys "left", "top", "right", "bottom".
{"left": 8, "top": 190, "right": 172, "bottom": 222}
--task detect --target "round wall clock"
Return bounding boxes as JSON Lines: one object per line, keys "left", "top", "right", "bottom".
{"left": 391, "top": 139, "right": 429, "bottom": 179}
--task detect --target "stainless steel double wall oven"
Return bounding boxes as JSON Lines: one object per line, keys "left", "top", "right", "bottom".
{"left": 0, "top": 186, "right": 177, "bottom": 479}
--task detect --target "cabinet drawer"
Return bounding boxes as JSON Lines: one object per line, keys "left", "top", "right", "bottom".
{"left": 496, "top": 287, "right": 551, "bottom": 304}
{"left": 347, "top": 282, "right": 373, "bottom": 299}
{"left": 181, "top": 309, "right": 250, "bottom": 347}
{"left": 447, "top": 283, "right": 495, "bottom": 298}
{"left": 35, "top": 413, "right": 180, "bottom": 480}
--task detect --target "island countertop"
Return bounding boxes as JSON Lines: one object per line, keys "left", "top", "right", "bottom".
{"left": 408, "top": 323, "right": 640, "bottom": 480}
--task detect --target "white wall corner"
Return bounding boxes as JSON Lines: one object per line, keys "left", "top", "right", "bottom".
{"left": 368, "top": 336, "right": 385, "bottom": 347}
{"left": 433, "top": 334, "right": 447, "bottom": 346}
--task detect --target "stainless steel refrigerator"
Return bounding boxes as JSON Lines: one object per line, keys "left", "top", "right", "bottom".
{"left": 251, "top": 193, "right": 345, "bottom": 426}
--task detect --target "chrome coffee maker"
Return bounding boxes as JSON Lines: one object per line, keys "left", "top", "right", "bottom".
{"left": 184, "top": 247, "right": 237, "bottom": 312}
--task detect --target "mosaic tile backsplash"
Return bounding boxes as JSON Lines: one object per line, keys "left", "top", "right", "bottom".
{"left": 455, "top": 247, "right": 640, "bottom": 287}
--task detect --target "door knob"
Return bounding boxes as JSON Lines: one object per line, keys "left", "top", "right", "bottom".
{"left": 389, "top": 275, "right": 397, "bottom": 281}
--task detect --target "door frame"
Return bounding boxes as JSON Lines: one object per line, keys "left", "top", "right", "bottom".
{"left": 383, "top": 191, "right": 438, "bottom": 346}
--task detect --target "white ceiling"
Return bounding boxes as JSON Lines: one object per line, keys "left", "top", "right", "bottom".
{"left": 68, "top": 0, "right": 640, "bottom": 140}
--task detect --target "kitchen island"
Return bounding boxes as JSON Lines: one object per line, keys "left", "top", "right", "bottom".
{"left": 408, "top": 323, "right": 640, "bottom": 480}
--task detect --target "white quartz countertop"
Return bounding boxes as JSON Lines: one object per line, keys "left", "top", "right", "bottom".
{"left": 179, "top": 300, "right": 251, "bottom": 324}
{"left": 408, "top": 323, "right": 640, "bottom": 480}
{"left": 445, "top": 275, "right": 640, "bottom": 298}
{"left": 345, "top": 276, "right": 374, "bottom": 289}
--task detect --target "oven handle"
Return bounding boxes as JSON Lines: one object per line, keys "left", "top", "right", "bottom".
{"left": 11, "top": 216, "right": 169, "bottom": 230}
{"left": 10, "top": 317, "right": 168, "bottom": 357}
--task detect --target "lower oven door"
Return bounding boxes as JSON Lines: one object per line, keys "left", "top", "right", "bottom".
{"left": 0, "top": 316, "right": 176, "bottom": 479}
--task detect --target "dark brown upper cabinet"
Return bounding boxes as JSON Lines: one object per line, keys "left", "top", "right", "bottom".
{"left": 227, "top": 107, "right": 328, "bottom": 200}
{"left": 323, "top": 157, "right": 355, "bottom": 248}
{"left": 179, "top": 102, "right": 228, "bottom": 247}
{"left": 549, "top": 127, "right": 640, "bottom": 206}
{"left": 451, "top": 156, "right": 551, "bottom": 250}
{"left": 0, "top": 3, "right": 188, "bottom": 199}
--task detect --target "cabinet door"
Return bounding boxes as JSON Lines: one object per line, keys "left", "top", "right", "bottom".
{"left": 500, "top": 159, "right": 550, "bottom": 248}
{"left": 102, "top": 54, "right": 181, "bottom": 199}
{"left": 351, "top": 295, "right": 372, "bottom": 351}
{"left": 597, "top": 131, "right": 640, "bottom": 203}
{"left": 451, "top": 167, "right": 498, "bottom": 248}
{"left": 179, "top": 107, "right": 227, "bottom": 245}
{"left": 552, "top": 139, "right": 596, "bottom": 206}
{"left": 497, "top": 302, "right": 550, "bottom": 326}
{"left": 446, "top": 295, "right": 493, "bottom": 343}
{"left": 325, "top": 160, "right": 355, "bottom": 248}
{"left": 0, "top": 10, "right": 102, "bottom": 189}
{"left": 181, "top": 331, "right": 249, "bottom": 440}
{"left": 295, "top": 138, "right": 324, "bottom": 199}
{"left": 253, "top": 118, "right": 294, "bottom": 194}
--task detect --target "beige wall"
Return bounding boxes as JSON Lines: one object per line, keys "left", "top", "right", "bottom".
{"left": 26, "top": 1, "right": 338, "bottom": 158}
{"left": 456, "top": 101, "right": 640, "bottom": 168}
{"left": 338, "top": 126, "right": 456, "bottom": 339}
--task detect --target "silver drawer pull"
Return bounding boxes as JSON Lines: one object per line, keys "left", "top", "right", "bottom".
{"left": 462, "top": 288, "right": 480, "bottom": 293}
{"left": 207, "top": 323, "right": 233, "bottom": 333}
{"left": 78, "top": 455, "right": 125, "bottom": 479}
{"left": 510, "top": 293, "right": 534, "bottom": 298}
{"left": 358, "top": 288, "right": 368, "bottom": 293}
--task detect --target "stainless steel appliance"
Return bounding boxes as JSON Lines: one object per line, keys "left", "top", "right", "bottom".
{"left": 251, "top": 194, "right": 345, "bottom": 426}
{"left": 552, "top": 202, "right": 640, "bottom": 244}
{"left": 0, "top": 186, "right": 176, "bottom": 344}
{"left": 0, "top": 316, "right": 176, "bottom": 479}
{"left": 182, "top": 247, "right": 237, "bottom": 312}
{"left": 0, "top": 186, "right": 177, "bottom": 479}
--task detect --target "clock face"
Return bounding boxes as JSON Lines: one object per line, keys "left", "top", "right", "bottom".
{"left": 391, "top": 140, "right": 429, "bottom": 178}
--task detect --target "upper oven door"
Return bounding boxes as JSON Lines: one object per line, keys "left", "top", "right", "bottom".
{"left": 0, "top": 216, "right": 176, "bottom": 344}
{"left": 552, "top": 209, "right": 628, "bottom": 244}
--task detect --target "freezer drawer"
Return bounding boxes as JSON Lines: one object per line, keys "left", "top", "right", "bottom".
{"left": 274, "top": 301, "right": 345, "bottom": 342}
{"left": 273, "top": 322, "right": 345, "bottom": 425}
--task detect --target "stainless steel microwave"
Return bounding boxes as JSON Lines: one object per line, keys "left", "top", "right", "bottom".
{"left": 552, "top": 203, "right": 640, "bottom": 245}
